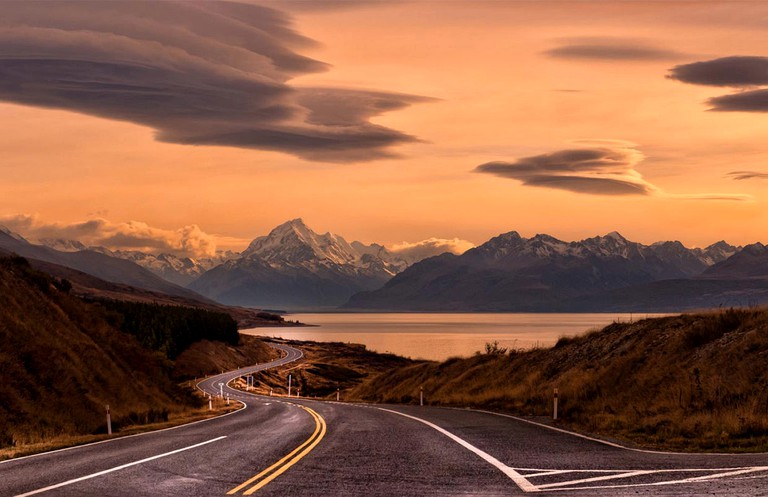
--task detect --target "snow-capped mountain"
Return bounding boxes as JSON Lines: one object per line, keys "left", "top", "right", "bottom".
{"left": 38, "top": 238, "right": 236, "bottom": 286}
{"left": 241, "top": 218, "right": 407, "bottom": 274}
{"left": 189, "top": 219, "right": 409, "bottom": 308}
{"left": 344, "top": 231, "right": 744, "bottom": 311}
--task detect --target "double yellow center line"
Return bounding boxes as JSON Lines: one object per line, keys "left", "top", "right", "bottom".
{"left": 228, "top": 405, "right": 327, "bottom": 495}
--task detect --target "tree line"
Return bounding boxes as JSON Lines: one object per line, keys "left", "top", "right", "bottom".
{"left": 96, "top": 300, "right": 239, "bottom": 359}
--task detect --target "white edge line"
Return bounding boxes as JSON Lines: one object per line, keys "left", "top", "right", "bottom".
{"left": 466, "top": 408, "right": 767, "bottom": 456}
{"left": 376, "top": 407, "right": 538, "bottom": 493}
{"left": 0, "top": 404, "right": 246, "bottom": 466}
{"left": 12, "top": 436, "right": 227, "bottom": 497}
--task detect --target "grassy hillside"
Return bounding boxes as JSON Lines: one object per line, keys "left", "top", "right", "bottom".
{"left": 352, "top": 309, "right": 768, "bottom": 451}
{"left": 0, "top": 255, "right": 270, "bottom": 454}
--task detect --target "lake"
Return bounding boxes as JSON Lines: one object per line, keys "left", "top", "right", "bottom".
{"left": 242, "top": 312, "right": 662, "bottom": 361}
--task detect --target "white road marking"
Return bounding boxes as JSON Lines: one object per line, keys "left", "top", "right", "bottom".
{"left": 376, "top": 407, "right": 538, "bottom": 492}
{"left": 515, "top": 465, "right": 768, "bottom": 492}
{"left": 536, "top": 470, "right": 656, "bottom": 489}
{"left": 375, "top": 407, "right": 768, "bottom": 493}
{"left": 13, "top": 436, "right": 227, "bottom": 497}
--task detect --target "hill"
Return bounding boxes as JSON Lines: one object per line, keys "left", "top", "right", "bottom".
{"left": 0, "top": 256, "right": 273, "bottom": 453}
{"left": 352, "top": 309, "right": 768, "bottom": 451}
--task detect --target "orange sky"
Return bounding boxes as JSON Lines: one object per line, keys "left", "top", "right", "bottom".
{"left": 1, "top": 1, "right": 767, "bottom": 255}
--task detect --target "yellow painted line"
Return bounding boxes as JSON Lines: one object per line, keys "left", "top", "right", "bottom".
{"left": 227, "top": 405, "right": 326, "bottom": 495}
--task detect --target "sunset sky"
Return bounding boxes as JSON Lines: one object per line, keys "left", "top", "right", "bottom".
{"left": 2, "top": 1, "right": 768, "bottom": 257}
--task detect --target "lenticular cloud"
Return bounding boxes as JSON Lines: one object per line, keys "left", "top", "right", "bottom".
{"left": 0, "top": 1, "right": 431, "bottom": 162}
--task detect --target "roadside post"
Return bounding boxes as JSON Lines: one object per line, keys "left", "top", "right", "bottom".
{"left": 106, "top": 405, "right": 112, "bottom": 435}
{"left": 270, "top": 388, "right": 273, "bottom": 396}
{"left": 288, "top": 374, "right": 292, "bottom": 397}
{"left": 420, "top": 386, "right": 424, "bottom": 407}
{"left": 226, "top": 393, "right": 230, "bottom": 406}
{"left": 336, "top": 388, "right": 340, "bottom": 401}
{"left": 553, "top": 387, "right": 559, "bottom": 420}
{"left": 209, "top": 397, "right": 212, "bottom": 410}
{"left": 219, "top": 382, "right": 224, "bottom": 399}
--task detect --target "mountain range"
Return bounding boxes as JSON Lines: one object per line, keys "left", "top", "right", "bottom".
{"left": 343, "top": 231, "right": 758, "bottom": 312}
{"left": 5, "top": 221, "right": 768, "bottom": 312}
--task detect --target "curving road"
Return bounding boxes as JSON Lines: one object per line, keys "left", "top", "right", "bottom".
{"left": 3, "top": 343, "right": 768, "bottom": 496}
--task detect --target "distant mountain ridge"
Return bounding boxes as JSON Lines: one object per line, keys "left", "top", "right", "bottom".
{"left": 39, "top": 237, "right": 235, "bottom": 287}
{"left": 344, "top": 230, "right": 745, "bottom": 312}
{"left": 0, "top": 228, "right": 204, "bottom": 300}
{"left": 14, "top": 221, "right": 765, "bottom": 311}
{"left": 189, "top": 219, "right": 409, "bottom": 308}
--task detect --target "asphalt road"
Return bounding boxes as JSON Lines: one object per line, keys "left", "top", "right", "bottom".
{"left": 3, "top": 343, "right": 768, "bottom": 497}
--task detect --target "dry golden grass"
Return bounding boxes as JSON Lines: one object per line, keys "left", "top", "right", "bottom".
{"left": 351, "top": 309, "right": 768, "bottom": 452}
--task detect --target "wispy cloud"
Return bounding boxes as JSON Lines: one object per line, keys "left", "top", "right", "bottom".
{"left": 0, "top": 1, "right": 432, "bottom": 162}
{"left": 727, "top": 171, "right": 768, "bottom": 180}
{"left": 545, "top": 37, "right": 684, "bottom": 61}
{"left": 474, "top": 141, "right": 750, "bottom": 201}
{"left": 0, "top": 214, "right": 224, "bottom": 257}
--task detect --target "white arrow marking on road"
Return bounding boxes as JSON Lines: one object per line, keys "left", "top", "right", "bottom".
{"left": 13, "top": 436, "right": 227, "bottom": 497}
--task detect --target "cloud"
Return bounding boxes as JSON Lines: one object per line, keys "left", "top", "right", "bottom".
{"left": 0, "top": 1, "right": 431, "bottom": 162}
{"left": 389, "top": 238, "right": 475, "bottom": 263}
{"left": 668, "top": 56, "right": 768, "bottom": 87}
{"left": 475, "top": 145, "right": 656, "bottom": 195}
{"left": 727, "top": 171, "right": 768, "bottom": 180}
{"left": 668, "top": 56, "right": 768, "bottom": 113}
{"left": 545, "top": 38, "right": 683, "bottom": 61}
{"left": 707, "top": 88, "right": 768, "bottom": 112}
{"left": 474, "top": 143, "right": 750, "bottom": 201}
{"left": 0, "top": 214, "right": 220, "bottom": 257}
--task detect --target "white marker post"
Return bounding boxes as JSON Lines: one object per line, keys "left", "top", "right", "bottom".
{"left": 269, "top": 388, "right": 273, "bottom": 397}
{"left": 553, "top": 387, "right": 559, "bottom": 420}
{"left": 420, "top": 387, "right": 424, "bottom": 407}
{"left": 336, "top": 388, "right": 340, "bottom": 402}
{"left": 226, "top": 393, "right": 230, "bottom": 406}
{"left": 219, "top": 382, "right": 224, "bottom": 399}
{"left": 288, "top": 374, "right": 292, "bottom": 398}
{"left": 106, "top": 405, "right": 112, "bottom": 435}
{"left": 209, "top": 397, "right": 212, "bottom": 410}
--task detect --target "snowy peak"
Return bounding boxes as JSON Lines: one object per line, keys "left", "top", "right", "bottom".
{"left": 39, "top": 238, "right": 87, "bottom": 252}
{"left": 243, "top": 218, "right": 359, "bottom": 266}
{"left": 604, "top": 231, "right": 627, "bottom": 241}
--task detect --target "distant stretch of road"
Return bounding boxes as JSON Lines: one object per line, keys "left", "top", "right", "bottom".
{"left": 3, "top": 342, "right": 768, "bottom": 496}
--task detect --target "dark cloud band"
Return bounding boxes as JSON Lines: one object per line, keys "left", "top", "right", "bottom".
{"left": 474, "top": 143, "right": 748, "bottom": 201}
{"left": 668, "top": 56, "right": 768, "bottom": 87}
{"left": 546, "top": 43, "right": 682, "bottom": 61}
{"left": 0, "top": 1, "right": 430, "bottom": 162}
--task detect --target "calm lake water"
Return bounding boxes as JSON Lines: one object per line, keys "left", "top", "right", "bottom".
{"left": 242, "top": 313, "right": 662, "bottom": 361}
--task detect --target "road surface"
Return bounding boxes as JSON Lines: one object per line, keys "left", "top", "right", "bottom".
{"left": 3, "top": 343, "right": 768, "bottom": 496}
